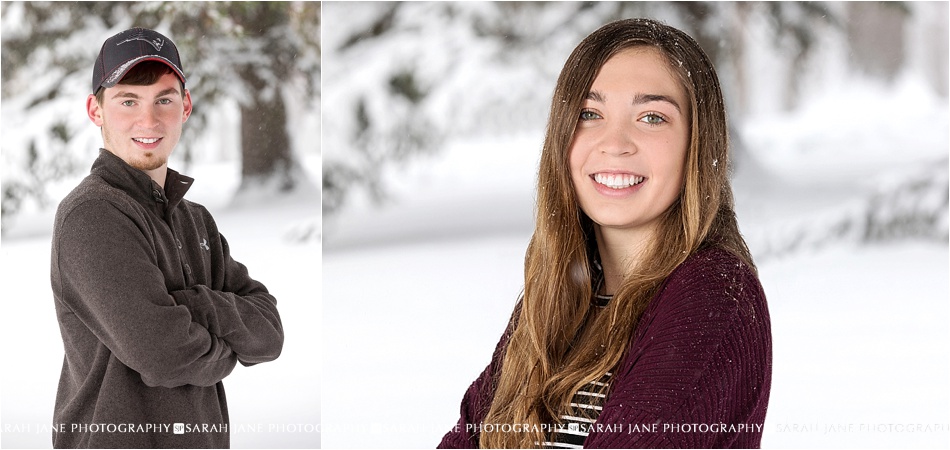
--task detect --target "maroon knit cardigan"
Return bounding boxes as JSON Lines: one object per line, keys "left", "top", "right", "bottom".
{"left": 438, "top": 246, "right": 772, "bottom": 448}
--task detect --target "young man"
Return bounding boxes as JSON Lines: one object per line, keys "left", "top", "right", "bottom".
{"left": 50, "top": 28, "right": 284, "bottom": 448}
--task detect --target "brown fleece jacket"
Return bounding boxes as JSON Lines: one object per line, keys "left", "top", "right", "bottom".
{"left": 50, "top": 149, "right": 284, "bottom": 448}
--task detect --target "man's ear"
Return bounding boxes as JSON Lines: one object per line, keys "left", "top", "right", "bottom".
{"left": 181, "top": 89, "right": 193, "bottom": 123}
{"left": 86, "top": 94, "right": 104, "bottom": 127}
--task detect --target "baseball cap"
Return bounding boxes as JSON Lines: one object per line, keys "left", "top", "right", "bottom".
{"left": 92, "top": 27, "right": 186, "bottom": 94}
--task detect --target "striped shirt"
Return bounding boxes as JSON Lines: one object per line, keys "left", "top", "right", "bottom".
{"left": 540, "top": 372, "right": 613, "bottom": 449}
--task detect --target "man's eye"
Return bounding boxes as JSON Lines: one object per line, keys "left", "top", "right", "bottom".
{"left": 121, "top": 100, "right": 135, "bottom": 107}
{"left": 639, "top": 113, "right": 666, "bottom": 125}
{"left": 579, "top": 110, "right": 602, "bottom": 121}
{"left": 157, "top": 98, "right": 172, "bottom": 105}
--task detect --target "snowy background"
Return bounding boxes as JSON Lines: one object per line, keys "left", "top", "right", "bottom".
{"left": 2, "top": 2, "right": 948, "bottom": 449}
{"left": 322, "top": 2, "right": 949, "bottom": 449}
{"left": 1, "top": 2, "right": 320, "bottom": 448}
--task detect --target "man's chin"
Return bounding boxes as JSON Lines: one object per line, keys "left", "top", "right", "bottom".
{"left": 130, "top": 154, "right": 167, "bottom": 172}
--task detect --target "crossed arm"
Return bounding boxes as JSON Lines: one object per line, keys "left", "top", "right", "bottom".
{"left": 439, "top": 250, "right": 771, "bottom": 448}
{"left": 53, "top": 199, "right": 283, "bottom": 388}
{"left": 171, "top": 230, "right": 284, "bottom": 367}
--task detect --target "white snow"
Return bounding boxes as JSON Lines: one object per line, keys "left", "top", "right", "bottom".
{"left": 759, "top": 241, "right": 949, "bottom": 449}
{"left": 323, "top": 235, "right": 949, "bottom": 448}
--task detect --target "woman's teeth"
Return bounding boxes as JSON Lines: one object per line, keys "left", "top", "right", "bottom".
{"left": 594, "top": 173, "right": 644, "bottom": 189}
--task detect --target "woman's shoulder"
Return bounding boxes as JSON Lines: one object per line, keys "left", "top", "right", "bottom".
{"left": 666, "top": 246, "right": 762, "bottom": 299}
{"left": 646, "top": 245, "right": 767, "bottom": 330}
{"left": 677, "top": 245, "right": 756, "bottom": 277}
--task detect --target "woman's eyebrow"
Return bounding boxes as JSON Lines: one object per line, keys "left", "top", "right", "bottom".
{"left": 586, "top": 90, "right": 607, "bottom": 103}
{"left": 633, "top": 93, "right": 682, "bottom": 113}
{"left": 585, "top": 90, "right": 682, "bottom": 114}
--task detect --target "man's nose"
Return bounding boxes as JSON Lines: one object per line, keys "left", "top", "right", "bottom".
{"left": 137, "top": 106, "right": 160, "bottom": 128}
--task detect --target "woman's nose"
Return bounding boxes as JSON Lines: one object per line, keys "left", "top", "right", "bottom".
{"left": 599, "top": 120, "right": 637, "bottom": 156}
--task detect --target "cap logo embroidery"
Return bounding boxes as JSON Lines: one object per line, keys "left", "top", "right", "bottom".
{"left": 116, "top": 32, "right": 165, "bottom": 52}
{"left": 200, "top": 239, "right": 211, "bottom": 251}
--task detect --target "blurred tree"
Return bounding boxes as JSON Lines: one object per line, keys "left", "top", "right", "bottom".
{"left": 322, "top": 1, "right": 845, "bottom": 217}
{"left": 846, "top": 2, "right": 908, "bottom": 82}
{"left": 0, "top": 1, "right": 319, "bottom": 230}
{"left": 323, "top": 2, "right": 440, "bottom": 216}
{"left": 217, "top": 1, "right": 320, "bottom": 194}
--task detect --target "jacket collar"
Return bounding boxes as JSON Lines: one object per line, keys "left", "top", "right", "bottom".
{"left": 91, "top": 149, "right": 194, "bottom": 214}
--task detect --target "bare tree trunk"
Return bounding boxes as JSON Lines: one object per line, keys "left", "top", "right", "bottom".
{"left": 239, "top": 67, "right": 296, "bottom": 191}
{"left": 232, "top": 3, "right": 302, "bottom": 194}
{"left": 848, "top": 2, "right": 906, "bottom": 81}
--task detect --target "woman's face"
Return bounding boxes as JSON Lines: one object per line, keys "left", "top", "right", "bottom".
{"left": 569, "top": 46, "right": 690, "bottom": 240}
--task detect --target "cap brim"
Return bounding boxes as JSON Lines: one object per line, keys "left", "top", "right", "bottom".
{"left": 97, "top": 55, "right": 186, "bottom": 91}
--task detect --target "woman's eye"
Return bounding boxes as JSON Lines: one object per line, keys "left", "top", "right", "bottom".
{"left": 579, "top": 110, "right": 602, "bottom": 121}
{"left": 639, "top": 113, "right": 666, "bottom": 125}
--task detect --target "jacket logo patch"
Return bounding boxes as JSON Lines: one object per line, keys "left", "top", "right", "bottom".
{"left": 200, "top": 239, "right": 210, "bottom": 251}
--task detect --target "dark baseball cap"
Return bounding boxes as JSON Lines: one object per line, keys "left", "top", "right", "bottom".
{"left": 92, "top": 27, "right": 186, "bottom": 94}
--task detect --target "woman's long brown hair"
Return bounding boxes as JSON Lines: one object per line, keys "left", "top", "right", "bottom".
{"left": 480, "top": 18, "right": 755, "bottom": 448}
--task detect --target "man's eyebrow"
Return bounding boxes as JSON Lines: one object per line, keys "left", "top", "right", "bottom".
{"left": 110, "top": 88, "right": 180, "bottom": 100}
{"left": 111, "top": 91, "right": 141, "bottom": 100}
{"left": 155, "top": 87, "right": 180, "bottom": 98}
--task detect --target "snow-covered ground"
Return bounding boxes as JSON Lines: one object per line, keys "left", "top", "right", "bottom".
{"left": 0, "top": 156, "right": 321, "bottom": 449}
{"left": 322, "top": 75, "right": 949, "bottom": 448}
{"left": 323, "top": 236, "right": 949, "bottom": 449}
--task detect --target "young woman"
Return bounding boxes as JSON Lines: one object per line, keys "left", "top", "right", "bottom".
{"left": 439, "top": 18, "right": 772, "bottom": 449}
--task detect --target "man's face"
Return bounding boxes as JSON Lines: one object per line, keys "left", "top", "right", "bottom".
{"left": 87, "top": 72, "right": 192, "bottom": 181}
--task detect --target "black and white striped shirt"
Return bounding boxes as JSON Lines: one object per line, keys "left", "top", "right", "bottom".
{"left": 541, "top": 372, "right": 613, "bottom": 449}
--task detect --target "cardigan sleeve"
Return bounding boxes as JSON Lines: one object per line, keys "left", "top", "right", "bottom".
{"left": 585, "top": 248, "right": 772, "bottom": 449}
{"left": 437, "top": 359, "right": 494, "bottom": 448}
{"left": 438, "top": 303, "right": 520, "bottom": 448}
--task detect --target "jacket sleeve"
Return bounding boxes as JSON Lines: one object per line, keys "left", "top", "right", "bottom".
{"left": 438, "top": 362, "right": 492, "bottom": 448}
{"left": 584, "top": 252, "right": 772, "bottom": 449}
{"left": 170, "top": 232, "right": 283, "bottom": 366}
{"left": 52, "top": 199, "right": 237, "bottom": 388}
{"left": 438, "top": 302, "right": 521, "bottom": 449}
